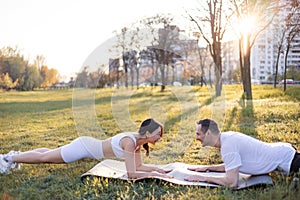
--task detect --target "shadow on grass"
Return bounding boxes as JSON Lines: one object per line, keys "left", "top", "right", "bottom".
{"left": 0, "top": 100, "right": 72, "bottom": 115}
{"left": 238, "top": 94, "right": 257, "bottom": 137}
{"left": 202, "top": 96, "right": 216, "bottom": 106}
{"left": 223, "top": 107, "right": 238, "bottom": 131}
{"left": 80, "top": 177, "right": 191, "bottom": 199}
{"left": 284, "top": 86, "right": 300, "bottom": 101}
{"left": 157, "top": 96, "right": 217, "bottom": 160}
{"left": 163, "top": 95, "right": 215, "bottom": 131}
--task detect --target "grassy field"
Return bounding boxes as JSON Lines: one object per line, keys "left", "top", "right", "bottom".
{"left": 0, "top": 85, "right": 299, "bottom": 200}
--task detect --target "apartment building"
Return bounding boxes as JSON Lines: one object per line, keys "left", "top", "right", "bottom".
{"left": 251, "top": 0, "right": 300, "bottom": 82}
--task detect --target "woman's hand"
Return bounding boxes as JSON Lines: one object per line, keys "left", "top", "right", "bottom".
{"left": 151, "top": 171, "right": 173, "bottom": 179}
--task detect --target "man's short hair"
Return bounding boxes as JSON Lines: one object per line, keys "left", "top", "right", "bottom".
{"left": 196, "top": 118, "right": 220, "bottom": 134}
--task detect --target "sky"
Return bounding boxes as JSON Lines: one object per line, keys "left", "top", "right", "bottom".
{"left": 1, "top": 0, "right": 197, "bottom": 81}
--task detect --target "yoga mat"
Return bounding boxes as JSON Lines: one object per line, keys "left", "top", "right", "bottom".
{"left": 81, "top": 159, "right": 273, "bottom": 189}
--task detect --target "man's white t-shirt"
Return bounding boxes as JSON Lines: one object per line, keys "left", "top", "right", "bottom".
{"left": 220, "top": 131, "right": 295, "bottom": 175}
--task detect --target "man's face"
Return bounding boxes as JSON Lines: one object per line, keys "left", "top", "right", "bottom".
{"left": 196, "top": 124, "right": 208, "bottom": 147}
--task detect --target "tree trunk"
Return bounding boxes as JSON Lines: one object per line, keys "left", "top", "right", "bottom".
{"left": 283, "top": 45, "right": 290, "bottom": 92}
{"left": 239, "top": 39, "right": 245, "bottom": 85}
{"left": 215, "top": 69, "right": 222, "bottom": 96}
{"left": 214, "top": 44, "right": 222, "bottom": 97}
{"left": 122, "top": 53, "right": 128, "bottom": 88}
{"left": 243, "top": 56, "right": 252, "bottom": 99}
{"left": 136, "top": 67, "right": 139, "bottom": 89}
{"left": 160, "top": 64, "right": 165, "bottom": 92}
{"left": 172, "top": 64, "right": 175, "bottom": 83}
{"left": 273, "top": 48, "right": 281, "bottom": 88}
{"left": 215, "top": 57, "right": 222, "bottom": 97}
{"left": 239, "top": 34, "right": 252, "bottom": 100}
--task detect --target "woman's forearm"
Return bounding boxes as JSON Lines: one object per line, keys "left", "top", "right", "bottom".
{"left": 127, "top": 171, "right": 171, "bottom": 179}
{"left": 135, "top": 164, "right": 158, "bottom": 172}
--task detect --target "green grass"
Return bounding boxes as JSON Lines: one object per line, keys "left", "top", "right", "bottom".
{"left": 0, "top": 85, "right": 299, "bottom": 199}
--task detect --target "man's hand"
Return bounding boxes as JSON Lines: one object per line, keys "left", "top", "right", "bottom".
{"left": 185, "top": 167, "right": 240, "bottom": 187}
{"left": 188, "top": 164, "right": 225, "bottom": 172}
{"left": 187, "top": 166, "right": 208, "bottom": 172}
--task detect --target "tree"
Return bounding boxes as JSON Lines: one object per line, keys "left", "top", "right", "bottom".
{"left": 97, "top": 71, "right": 110, "bottom": 88}
{"left": 286, "top": 65, "right": 300, "bottom": 80}
{"left": 89, "top": 69, "right": 101, "bottom": 88}
{"left": 156, "top": 25, "right": 180, "bottom": 91}
{"left": 141, "top": 14, "right": 174, "bottom": 91}
{"left": 272, "top": 22, "right": 286, "bottom": 88}
{"left": 0, "top": 73, "right": 18, "bottom": 90}
{"left": 131, "top": 27, "right": 145, "bottom": 89}
{"left": 108, "top": 58, "right": 121, "bottom": 88}
{"left": 229, "top": 0, "right": 280, "bottom": 99}
{"left": 0, "top": 47, "right": 26, "bottom": 84}
{"left": 40, "top": 66, "right": 58, "bottom": 88}
{"left": 75, "top": 66, "right": 89, "bottom": 88}
{"left": 178, "top": 37, "right": 198, "bottom": 84}
{"left": 189, "top": 0, "right": 228, "bottom": 97}
{"left": 142, "top": 16, "right": 161, "bottom": 87}
{"left": 34, "top": 55, "right": 46, "bottom": 71}
{"left": 118, "top": 27, "right": 130, "bottom": 88}
{"left": 270, "top": 0, "right": 294, "bottom": 88}
{"left": 21, "top": 64, "right": 42, "bottom": 91}
{"left": 281, "top": 0, "right": 300, "bottom": 91}
{"left": 126, "top": 50, "right": 137, "bottom": 89}
{"left": 0, "top": 46, "right": 60, "bottom": 91}
{"left": 193, "top": 32, "right": 211, "bottom": 86}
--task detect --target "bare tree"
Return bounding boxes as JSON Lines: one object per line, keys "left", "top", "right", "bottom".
{"left": 189, "top": 0, "right": 228, "bottom": 97}
{"left": 157, "top": 25, "right": 181, "bottom": 91}
{"left": 113, "top": 27, "right": 132, "bottom": 88}
{"left": 34, "top": 55, "right": 46, "bottom": 71}
{"left": 141, "top": 15, "right": 175, "bottom": 91}
{"left": 142, "top": 15, "right": 163, "bottom": 87}
{"left": 229, "top": 0, "right": 280, "bottom": 99}
{"left": 273, "top": 22, "right": 286, "bottom": 88}
{"left": 281, "top": 0, "right": 300, "bottom": 91}
{"left": 131, "top": 27, "right": 147, "bottom": 89}
{"left": 193, "top": 32, "right": 211, "bottom": 86}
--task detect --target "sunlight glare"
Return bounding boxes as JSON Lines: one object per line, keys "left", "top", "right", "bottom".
{"left": 239, "top": 16, "right": 256, "bottom": 37}
{"left": 235, "top": 15, "right": 257, "bottom": 55}
{"left": 224, "top": 14, "right": 257, "bottom": 42}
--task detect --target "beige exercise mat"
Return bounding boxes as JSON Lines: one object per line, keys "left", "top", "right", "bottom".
{"left": 81, "top": 159, "right": 273, "bottom": 189}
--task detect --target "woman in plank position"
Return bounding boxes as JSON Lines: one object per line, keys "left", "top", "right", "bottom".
{"left": 0, "top": 118, "right": 172, "bottom": 179}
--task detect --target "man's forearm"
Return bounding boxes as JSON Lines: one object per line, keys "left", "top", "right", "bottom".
{"left": 203, "top": 176, "right": 238, "bottom": 188}
{"left": 207, "top": 163, "right": 225, "bottom": 172}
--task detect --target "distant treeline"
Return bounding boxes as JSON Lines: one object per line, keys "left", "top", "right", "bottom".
{"left": 0, "top": 46, "right": 58, "bottom": 91}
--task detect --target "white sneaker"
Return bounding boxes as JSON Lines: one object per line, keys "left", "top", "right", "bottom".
{"left": 0, "top": 154, "right": 12, "bottom": 174}
{"left": 7, "top": 151, "right": 21, "bottom": 170}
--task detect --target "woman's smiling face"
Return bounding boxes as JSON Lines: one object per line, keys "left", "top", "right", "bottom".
{"left": 146, "top": 127, "right": 162, "bottom": 144}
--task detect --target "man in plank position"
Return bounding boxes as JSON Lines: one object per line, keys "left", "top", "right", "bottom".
{"left": 184, "top": 118, "right": 300, "bottom": 188}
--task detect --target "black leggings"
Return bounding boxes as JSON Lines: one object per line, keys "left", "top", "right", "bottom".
{"left": 290, "top": 152, "right": 300, "bottom": 174}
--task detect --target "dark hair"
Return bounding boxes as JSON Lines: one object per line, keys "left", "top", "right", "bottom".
{"left": 139, "top": 118, "right": 164, "bottom": 156}
{"left": 196, "top": 118, "right": 220, "bottom": 134}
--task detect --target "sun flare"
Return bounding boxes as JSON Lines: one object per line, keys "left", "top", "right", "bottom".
{"left": 238, "top": 16, "right": 257, "bottom": 38}
{"left": 224, "top": 14, "right": 258, "bottom": 43}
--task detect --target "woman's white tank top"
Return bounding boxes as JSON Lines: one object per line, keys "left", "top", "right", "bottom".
{"left": 110, "top": 132, "right": 137, "bottom": 158}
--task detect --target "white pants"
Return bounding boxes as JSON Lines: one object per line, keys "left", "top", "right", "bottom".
{"left": 60, "top": 136, "right": 104, "bottom": 163}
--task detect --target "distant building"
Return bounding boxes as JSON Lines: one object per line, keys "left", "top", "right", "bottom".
{"left": 222, "top": 40, "right": 240, "bottom": 83}
{"left": 251, "top": 0, "right": 300, "bottom": 82}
